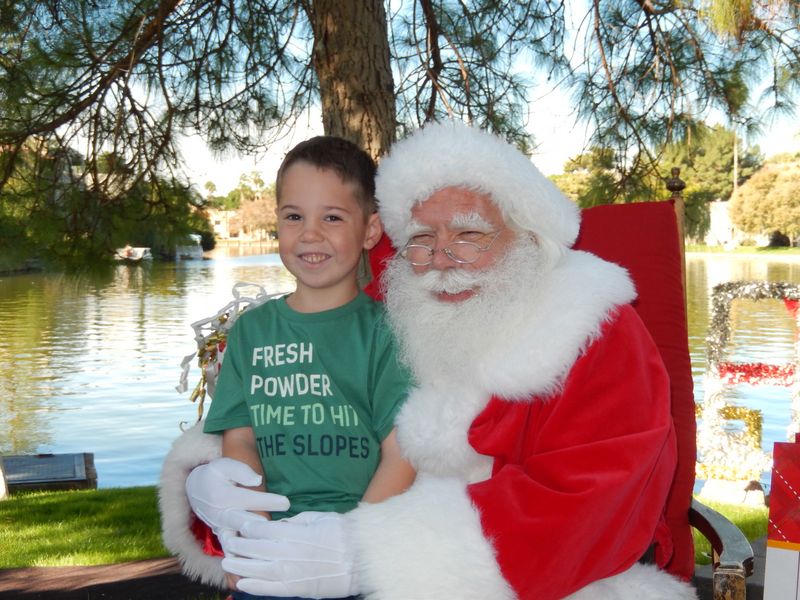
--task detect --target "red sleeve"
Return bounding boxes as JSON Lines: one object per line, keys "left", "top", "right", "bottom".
{"left": 190, "top": 515, "right": 224, "bottom": 557}
{"left": 467, "top": 306, "right": 677, "bottom": 600}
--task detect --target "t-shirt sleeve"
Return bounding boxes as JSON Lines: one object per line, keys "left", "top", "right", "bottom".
{"left": 369, "top": 317, "right": 412, "bottom": 442}
{"left": 203, "top": 318, "right": 254, "bottom": 435}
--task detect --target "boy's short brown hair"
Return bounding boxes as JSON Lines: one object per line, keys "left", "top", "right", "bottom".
{"left": 276, "top": 136, "right": 377, "bottom": 218}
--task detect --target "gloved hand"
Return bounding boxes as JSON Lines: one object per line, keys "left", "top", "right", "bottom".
{"left": 221, "top": 511, "right": 358, "bottom": 598}
{"left": 185, "top": 457, "right": 291, "bottom": 537}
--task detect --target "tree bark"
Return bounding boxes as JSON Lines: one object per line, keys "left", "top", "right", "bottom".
{"left": 307, "top": 0, "right": 396, "bottom": 160}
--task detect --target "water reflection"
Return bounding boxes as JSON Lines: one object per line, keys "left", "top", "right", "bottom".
{"left": 0, "top": 253, "right": 798, "bottom": 488}
{"left": 0, "top": 254, "right": 295, "bottom": 486}
{"left": 687, "top": 256, "right": 800, "bottom": 490}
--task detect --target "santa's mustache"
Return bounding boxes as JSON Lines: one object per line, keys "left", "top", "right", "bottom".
{"left": 414, "top": 267, "right": 486, "bottom": 295}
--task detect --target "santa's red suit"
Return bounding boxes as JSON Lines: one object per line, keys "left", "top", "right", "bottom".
{"left": 346, "top": 249, "right": 685, "bottom": 600}
{"left": 159, "top": 120, "right": 697, "bottom": 599}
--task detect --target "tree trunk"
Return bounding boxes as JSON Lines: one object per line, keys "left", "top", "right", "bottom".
{"left": 307, "top": 0, "right": 396, "bottom": 160}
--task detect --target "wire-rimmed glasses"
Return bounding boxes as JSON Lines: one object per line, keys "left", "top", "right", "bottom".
{"left": 400, "top": 232, "right": 501, "bottom": 266}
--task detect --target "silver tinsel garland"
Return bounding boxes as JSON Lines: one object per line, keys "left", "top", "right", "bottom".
{"left": 706, "top": 280, "right": 800, "bottom": 370}
{"left": 698, "top": 280, "right": 800, "bottom": 482}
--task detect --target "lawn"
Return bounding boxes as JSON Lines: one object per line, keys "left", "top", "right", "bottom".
{"left": 692, "top": 499, "right": 768, "bottom": 566}
{"left": 1, "top": 485, "right": 768, "bottom": 570}
{"left": 0, "top": 486, "right": 169, "bottom": 568}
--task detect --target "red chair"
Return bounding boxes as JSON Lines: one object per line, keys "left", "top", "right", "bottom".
{"left": 367, "top": 199, "right": 754, "bottom": 599}
{"left": 575, "top": 200, "right": 754, "bottom": 599}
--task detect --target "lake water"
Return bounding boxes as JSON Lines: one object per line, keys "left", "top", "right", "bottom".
{"left": 687, "top": 255, "right": 800, "bottom": 491}
{"left": 1, "top": 250, "right": 798, "bottom": 489}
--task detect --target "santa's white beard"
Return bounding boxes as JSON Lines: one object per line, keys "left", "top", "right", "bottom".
{"left": 383, "top": 238, "right": 550, "bottom": 387}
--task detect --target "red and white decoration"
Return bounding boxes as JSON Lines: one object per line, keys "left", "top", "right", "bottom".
{"left": 764, "top": 433, "right": 800, "bottom": 600}
{"left": 697, "top": 281, "right": 800, "bottom": 499}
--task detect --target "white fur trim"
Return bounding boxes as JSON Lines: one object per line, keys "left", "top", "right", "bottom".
{"left": 566, "top": 563, "right": 698, "bottom": 600}
{"left": 349, "top": 477, "right": 696, "bottom": 600}
{"left": 396, "top": 384, "right": 493, "bottom": 481}
{"left": 347, "top": 475, "right": 516, "bottom": 600}
{"left": 479, "top": 249, "right": 635, "bottom": 399}
{"left": 395, "top": 250, "right": 635, "bottom": 474}
{"left": 157, "top": 422, "right": 225, "bottom": 588}
{"left": 376, "top": 120, "right": 581, "bottom": 249}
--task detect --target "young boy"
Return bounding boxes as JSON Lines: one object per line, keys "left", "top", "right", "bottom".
{"left": 202, "top": 136, "right": 415, "bottom": 600}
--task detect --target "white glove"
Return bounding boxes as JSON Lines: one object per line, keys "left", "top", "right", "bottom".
{"left": 185, "top": 457, "right": 290, "bottom": 537}
{"left": 221, "top": 511, "right": 358, "bottom": 599}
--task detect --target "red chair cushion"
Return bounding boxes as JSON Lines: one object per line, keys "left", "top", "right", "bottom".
{"left": 574, "top": 201, "right": 696, "bottom": 580}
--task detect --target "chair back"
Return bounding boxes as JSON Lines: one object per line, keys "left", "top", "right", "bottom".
{"left": 573, "top": 200, "right": 696, "bottom": 581}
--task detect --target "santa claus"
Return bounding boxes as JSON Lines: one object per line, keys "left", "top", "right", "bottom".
{"left": 160, "top": 120, "right": 698, "bottom": 599}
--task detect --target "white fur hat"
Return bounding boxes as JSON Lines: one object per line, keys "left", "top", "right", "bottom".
{"left": 376, "top": 120, "right": 581, "bottom": 248}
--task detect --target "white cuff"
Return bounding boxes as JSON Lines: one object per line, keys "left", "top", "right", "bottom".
{"left": 566, "top": 563, "right": 698, "bottom": 600}
{"left": 347, "top": 475, "right": 515, "bottom": 600}
{"left": 157, "top": 421, "right": 225, "bottom": 588}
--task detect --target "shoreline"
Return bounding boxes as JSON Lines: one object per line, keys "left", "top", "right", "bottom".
{"left": 687, "top": 250, "right": 800, "bottom": 262}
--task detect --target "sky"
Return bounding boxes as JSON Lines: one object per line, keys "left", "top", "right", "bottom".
{"left": 180, "top": 113, "right": 324, "bottom": 197}
{"left": 181, "top": 87, "right": 800, "bottom": 197}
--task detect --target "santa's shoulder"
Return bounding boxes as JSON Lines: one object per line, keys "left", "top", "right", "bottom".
{"left": 484, "top": 249, "right": 636, "bottom": 399}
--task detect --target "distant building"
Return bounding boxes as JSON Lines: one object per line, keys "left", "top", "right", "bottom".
{"left": 207, "top": 208, "right": 240, "bottom": 240}
{"left": 207, "top": 207, "right": 273, "bottom": 242}
{"left": 704, "top": 200, "right": 768, "bottom": 248}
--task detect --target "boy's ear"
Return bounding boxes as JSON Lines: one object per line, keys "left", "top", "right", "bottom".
{"left": 363, "top": 212, "right": 383, "bottom": 251}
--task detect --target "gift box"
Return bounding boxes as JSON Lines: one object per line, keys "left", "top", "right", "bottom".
{"left": 764, "top": 433, "right": 800, "bottom": 600}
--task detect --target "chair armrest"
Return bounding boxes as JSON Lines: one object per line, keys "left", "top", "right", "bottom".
{"left": 689, "top": 497, "right": 754, "bottom": 576}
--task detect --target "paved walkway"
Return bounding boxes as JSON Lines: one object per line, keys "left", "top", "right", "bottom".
{"left": 0, "top": 557, "right": 220, "bottom": 599}
{"left": 0, "top": 539, "right": 769, "bottom": 600}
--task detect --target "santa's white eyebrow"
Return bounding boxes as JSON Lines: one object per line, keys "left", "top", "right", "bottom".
{"left": 403, "top": 213, "right": 493, "bottom": 240}
{"left": 404, "top": 219, "right": 428, "bottom": 238}
{"left": 450, "top": 212, "right": 493, "bottom": 230}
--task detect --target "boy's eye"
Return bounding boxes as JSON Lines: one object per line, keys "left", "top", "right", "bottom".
{"left": 283, "top": 213, "right": 302, "bottom": 221}
{"left": 324, "top": 214, "right": 344, "bottom": 222}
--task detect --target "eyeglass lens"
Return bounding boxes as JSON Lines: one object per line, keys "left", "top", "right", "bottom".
{"left": 404, "top": 241, "right": 484, "bottom": 266}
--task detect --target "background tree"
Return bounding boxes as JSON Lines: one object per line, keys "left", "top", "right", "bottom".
{"left": 114, "top": 177, "right": 214, "bottom": 258}
{"left": 654, "top": 125, "right": 763, "bottom": 239}
{"left": 550, "top": 148, "right": 619, "bottom": 207}
{"left": 658, "top": 125, "right": 762, "bottom": 202}
{"left": 234, "top": 172, "right": 278, "bottom": 240}
{"left": 552, "top": 124, "right": 764, "bottom": 239}
{"left": 729, "top": 153, "right": 800, "bottom": 244}
{"left": 1, "top": 1, "right": 799, "bottom": 265}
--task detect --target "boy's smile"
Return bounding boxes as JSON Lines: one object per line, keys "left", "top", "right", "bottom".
{"left": 299, "top": 253, "right": 330, "bottom": 264}
{"left": 277, "top": 161, "right": 382, "bottom": 312}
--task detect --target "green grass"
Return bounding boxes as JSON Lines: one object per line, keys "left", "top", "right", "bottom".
{"left": 1, "top": 486, "right": 768, "bottom": 570}
{"left": 692, "top": 499, "right": 768, "bottom": 565}
{"left": 0, "top": 486, "right": 169, "bottom": 568}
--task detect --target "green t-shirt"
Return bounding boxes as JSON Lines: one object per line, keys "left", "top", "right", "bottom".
{"left": 204, "top": 292, "right": 410, "bottom": 519}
